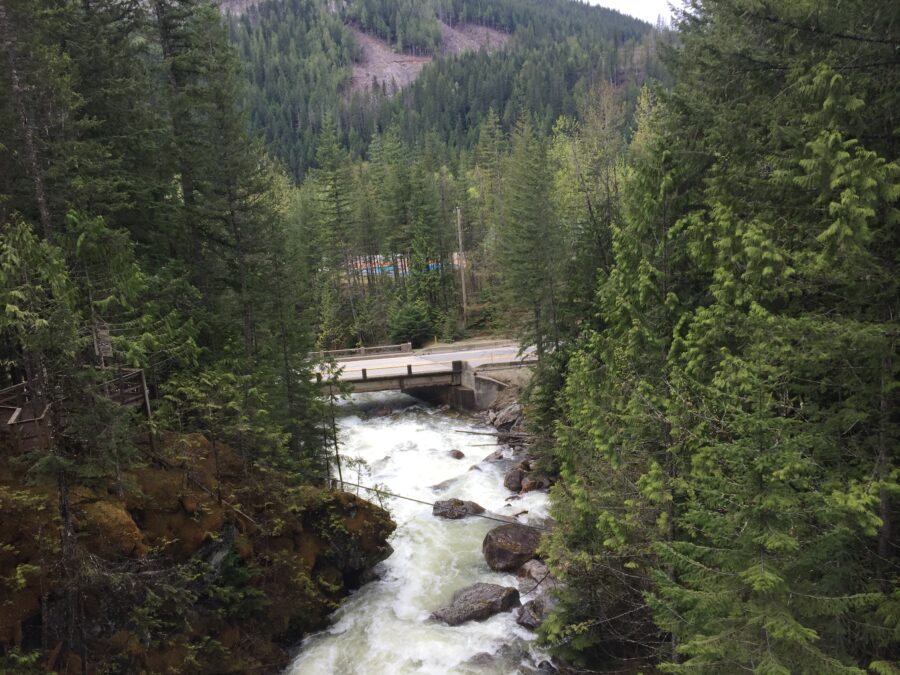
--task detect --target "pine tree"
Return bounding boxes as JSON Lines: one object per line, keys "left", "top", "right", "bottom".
{"left": 313, "top": 115, "right": 362, "bottom": 346}
{"left": 498, "top": 114, "right": 562, "bottom": 358}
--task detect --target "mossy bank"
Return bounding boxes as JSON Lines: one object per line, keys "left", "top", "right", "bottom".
{"left": 0, "top": 434, "right": 394, "bottom": 673}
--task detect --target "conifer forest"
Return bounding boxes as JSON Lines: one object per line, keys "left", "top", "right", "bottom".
{"left": 0, "top": 0, "right": 897, "bottom": 673}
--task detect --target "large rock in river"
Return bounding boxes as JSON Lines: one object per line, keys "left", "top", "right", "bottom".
{"left": 520, "top": 473, "right": 551, "bottom": 493}
{"left": 517, "top": 559, "right": 551, "bottom": 584}
{"left": 432, "top": 498, "right": 485, "bottom": 520}
{"left": 492, "top": 402, "right": 522, "bottom": 430}
{"left": 482, "top": 524, "right": 542, "bottom": 572}
{"left": 503, "top": 467, "right": 525, "bottom": 492}
{"left": 431, "top": 583, "right": 520, "bottom": 625}
{"left": 516, "top": 595, "right": 558, "bottom": 631}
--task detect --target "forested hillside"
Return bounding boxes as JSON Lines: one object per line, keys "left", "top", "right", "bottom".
{"left": 228, "top": 0, "right": 663, "bottom": 178}
{"left": 1, "top": 0, "right": 897, "bottom": 672}
{"left": 530, "top": 2, "right": 900, "bottom": 673}
{"left": 224, "top": 0, "right": 670, "bottom": 349}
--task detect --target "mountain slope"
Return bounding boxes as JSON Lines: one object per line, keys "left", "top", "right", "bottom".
{"left": 347, "top": 22, "right": 507, "bottom": 95}
{"left": 228, "top": 0, "right": 658, "bottom": 178}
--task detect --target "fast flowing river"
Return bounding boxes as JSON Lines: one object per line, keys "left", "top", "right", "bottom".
{"left": 287, "top": 392, "right": 551, "bottom": 675}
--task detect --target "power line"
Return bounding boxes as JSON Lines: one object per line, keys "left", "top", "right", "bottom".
{"left": 336, "top": 479, "right": 554, "bottom": 533}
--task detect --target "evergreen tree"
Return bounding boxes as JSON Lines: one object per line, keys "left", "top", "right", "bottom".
{"left": 543, "top": 1, "right": 899, "bottom": 671}
{"left": 498, "top": 114, "right": 562, "bottom": 358}
{"left": 313, "top": 115, "right": 363, "bottom": 346}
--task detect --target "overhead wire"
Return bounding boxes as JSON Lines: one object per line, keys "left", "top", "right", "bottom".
{"left": 335, "top": 479, "right": 554, "bottom": 533}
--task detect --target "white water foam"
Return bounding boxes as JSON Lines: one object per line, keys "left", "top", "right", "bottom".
{"left": 287, "top": 392, "right": 550, "bottom": 675}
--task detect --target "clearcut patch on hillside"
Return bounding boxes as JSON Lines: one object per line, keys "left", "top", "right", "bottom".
{"left": 349, "top": 27, "right": 433, "bottom": 95}
{"left": 439, "top": 21, "right": 509, "bottom": 57}
{"left": 348, "top": 21, "right": 509, "bottom": 96}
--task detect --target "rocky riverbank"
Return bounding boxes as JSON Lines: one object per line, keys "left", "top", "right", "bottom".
{"left": 425, "top": 385, "right": 561, "bottom": 672}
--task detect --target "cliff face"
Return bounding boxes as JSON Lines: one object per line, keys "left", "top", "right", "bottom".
{"left": 0, "top": 434, "right": 395, "bottom": 673}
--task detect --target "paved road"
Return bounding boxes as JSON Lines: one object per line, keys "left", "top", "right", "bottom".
{"left": 328, "top": 343, "right": 533, "bottom": 381}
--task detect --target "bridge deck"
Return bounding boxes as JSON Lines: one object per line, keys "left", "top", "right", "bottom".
{"left": 315, "top": 343, "right": 534, "bottom": 394}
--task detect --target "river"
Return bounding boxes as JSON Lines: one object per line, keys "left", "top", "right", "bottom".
{"left": 287, "top": 391, "right": 551, "bottom": 675}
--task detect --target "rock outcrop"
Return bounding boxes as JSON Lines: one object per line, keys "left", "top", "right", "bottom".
{"left": 431, "top": 583, "right": 520, "bottom": 625}
{"left": 482, "top": 449, "right": 505, "bottom": 462}
{"left": 517, "top": 559, "right": 548, "bottom": 582}
{"left": 515, "top": 560, "right": 560, "bottom": 632}
{"left": 516, "top": 596, "right": 557, "bottom": 631}
{"left": 516, "top": 599, "right": 543, "bottom": 630}
{"left": 482, "top": 524, "right": 543, "bottom": 572}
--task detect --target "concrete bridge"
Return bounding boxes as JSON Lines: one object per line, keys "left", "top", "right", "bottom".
{"left": 315, "top": 342, "right": 535, "bottom": 410}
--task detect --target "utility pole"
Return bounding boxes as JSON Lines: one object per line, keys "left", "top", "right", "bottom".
{"left": 456, "top": 205, "right": 468, "bottom": 326}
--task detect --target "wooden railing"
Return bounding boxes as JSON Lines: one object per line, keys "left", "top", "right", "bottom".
{"left": 104, "top": 368, "right": 151, "bottom": 410}
{"left": 0, "top": 369, "right": 150, "bottom": 455}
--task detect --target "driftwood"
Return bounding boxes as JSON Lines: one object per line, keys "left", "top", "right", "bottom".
{"left": 452, "top": 429, "right": 534, "bottom": 438}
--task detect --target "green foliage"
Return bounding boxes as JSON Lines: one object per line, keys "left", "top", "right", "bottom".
{"left": 543, "top": 0, "right": 900, "bottom": 672}
{"left": 389, "top": 301, "right": 433, "bottom": 347}
{"left": 0, "top": 0, "right": 329, "bottom": 665}
{"left": 228, "top": 0, "right": 661, "bottom": 179}
{"left": 497, "top": 115, "right": 564, "bottom": 357}
{"left": 0, "top": 648, "right": 44, "bottom": 674}
{"left": 162, "top": 366, "right": 284, "bottom": 452}
{"left": 344, "top": 0, "right": 442, "bottom": 53}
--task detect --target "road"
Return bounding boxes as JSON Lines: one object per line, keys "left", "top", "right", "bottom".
{"left": 327, "top": 342, "right": 533, "bottom": 381}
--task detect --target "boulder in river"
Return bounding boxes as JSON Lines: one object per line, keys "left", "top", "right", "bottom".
{"left": 448, "top": 449, "right": 465, "bottom": 459}
{"left": 517, "top": 559, "right": 550, "bottom": 584}
{"left": 516, "top": 596, "right": 557, "bottom": 631}
{"left": 483, "top": 524, "right": 542, "bottom": 572}
{"left": 482, "top": 449, "right": 505, "bottom": 462}
{"left": 430, "top": 583, "right": 520, "bottom": 625}
{"left": 430, "top": 476, "right": 461, "bottom": 491}
{"left": 520, "top": 473, "right": 551, "bottom": 493}
{"left": 516, "top": 599, "right": 543, "bottom": 631}
{"left": 368, "top": 405, "right": 393, "bottom": 418}
{"left": 432, "top": 498, "right": 485, "bottom": 520}
{"left": 464, "top": 644, "right": 518, "bottom": 668}
{"left": 493, "top": 402, "right": 523, "bottom": 430}
{"left": 504, "top": 467, "right": 525, "bottom": 492}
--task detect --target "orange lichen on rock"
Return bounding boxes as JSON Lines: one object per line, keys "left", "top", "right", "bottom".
{"left": 76, "top": 498, "right": 148, "bottom": 558}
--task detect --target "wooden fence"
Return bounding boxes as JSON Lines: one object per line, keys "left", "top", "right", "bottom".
{"left": 0, "top": 369, "right": 150, "bottom": 455}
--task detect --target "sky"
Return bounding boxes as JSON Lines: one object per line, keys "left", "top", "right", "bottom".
{"left": 587, "top": 0, "right": 673, "bottom": 25}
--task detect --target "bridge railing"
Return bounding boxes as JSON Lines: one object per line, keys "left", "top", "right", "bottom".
{"left": 316, "top": 360, "right": 462, "bottom": 383}
{"left": 308, "top": 342, "right": 413, "bottom": 362}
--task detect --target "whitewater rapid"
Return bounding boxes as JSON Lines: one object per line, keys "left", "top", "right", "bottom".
{"left": 287, "top": 392, "right": 551, "bottom": 675}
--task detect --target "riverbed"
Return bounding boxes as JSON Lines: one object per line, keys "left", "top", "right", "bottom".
{"left": 286, "top": 392, "right": 551, "bottom": 674}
